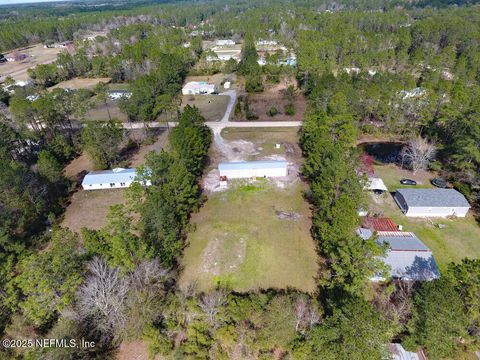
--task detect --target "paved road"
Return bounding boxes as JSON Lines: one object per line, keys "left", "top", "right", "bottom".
{"left": 121, "top": 90, "right": 303, "bottom": 132}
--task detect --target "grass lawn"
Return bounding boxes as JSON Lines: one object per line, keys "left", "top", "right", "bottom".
{"left": 180, "top": 180, "right": 318, "bottom": 293}
{"left": 369, "top": 165, "right": 480, "bottom": 270}
{"left": 181, "top": 95, "right": 229, "bottom": 122}
{"left": 373, "top": 164, "right": 436, "bottom": 190}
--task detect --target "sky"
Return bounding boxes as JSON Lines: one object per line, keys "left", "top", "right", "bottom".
{"left": 0, "top": 0, "right": 65, "bottom": 4}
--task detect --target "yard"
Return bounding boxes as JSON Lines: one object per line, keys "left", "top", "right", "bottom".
{"left": 180, "top": 127, "right": 318, "bottom": 293}
{"left": 62, "top": 130, "right": 168, "bottom": 233}
{"left": 368, "top": 164, "right": 480, "bottom": 270}
{"left": 0, "top": 43, "right": 63, "bottom": 82}
{"left": 62, "top": 189, "right": 126, "bottom": 233}
{"left": 181, "top": 94, "right": 229, "bottom": 122}
{"left": 234, "top": 77, "right": 306, "bottom": 122}
{"left": 179, "top": 180, "right": 318, "bottom": 292}
{"left": 86, "top": 100, "right": 128, "bottom": 122}
{"left": 49, "top": 77, "right": 111, "bottom": 91}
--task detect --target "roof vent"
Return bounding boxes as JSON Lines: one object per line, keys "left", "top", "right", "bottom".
{"left": 112, "top": 168, "right": 126, "bottom": 173}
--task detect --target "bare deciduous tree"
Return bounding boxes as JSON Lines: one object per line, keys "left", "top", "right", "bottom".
{"left": 76, "top": 257, "right": 130, "bottom": 344}
{"left": 75, "top": 257, "right": 170, "bottom": 344}
{"left": 400, "top": 136, "right": 436, "bottom": 173}
{"left": 293, "top": 295, "right": 321, "bottom": 334}
{"left": 199, "top": 289, "right": 228, "bottom": 328}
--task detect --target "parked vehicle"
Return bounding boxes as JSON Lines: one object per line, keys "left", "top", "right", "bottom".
{"left": 400, "top": 179, "right": 417, "bottom": 185}
{"left": 431, "top": 178, "right": 448, "bottom": 188}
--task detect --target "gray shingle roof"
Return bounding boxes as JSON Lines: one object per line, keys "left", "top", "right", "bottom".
{"left": 396, "top": 188, "right": 470, "bottom": 208}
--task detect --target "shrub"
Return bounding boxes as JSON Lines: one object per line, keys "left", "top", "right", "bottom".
{"left": 284, "top": 103, "right": 295, "bottom": 116}
{"left": 246, "top": 110, "right": 259, "bottom": 120}
{"left": 267, "top": 106, "right": 279, "bottom": 117}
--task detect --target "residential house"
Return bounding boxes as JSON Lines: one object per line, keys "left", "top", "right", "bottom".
{"left": 394, "top": 188, "right": 470, "bottom": 218}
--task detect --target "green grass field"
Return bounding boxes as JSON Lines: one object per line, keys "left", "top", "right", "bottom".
{"left": 180, "top": 180, "right": 318, "bottom": 293}
{"left": 369, "top": 165, "right": 480, "bottom": 270}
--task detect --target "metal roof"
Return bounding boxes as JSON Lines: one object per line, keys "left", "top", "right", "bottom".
{"left": 387, "top": 343, "right": 426, "bottom": 360}
{"left": 82, "top": 168, "right": 137, "bottom": 186}
{"left": 366, "top": 177, "right": 388, "bottom": 191}
{"left": 396, "top": 188, "right": 470, "bottom": 208}
{"left": 382, "top": 249, "right": 440, "bottom": 280}
{"left": 219, "top": 160, "right": 287, "bottom": 171}
{"left": 359, "top": 229, "right": 440, "bottom": 280}
{"left": 362, "top": 217, "right": 398, "bottom": 231}
{"left": 377, "top": 233, "right": 430, "bottom": 251}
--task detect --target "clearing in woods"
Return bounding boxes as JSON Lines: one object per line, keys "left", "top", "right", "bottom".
{"left": 180, "top": 128, "right": 318, "bottom": 293}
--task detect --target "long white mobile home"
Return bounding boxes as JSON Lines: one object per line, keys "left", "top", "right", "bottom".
{"left": 218, "top": 161, "right": 287, "bottom": 179}
{"left": 81, "top": 168, "right": 151, "bottom": 190}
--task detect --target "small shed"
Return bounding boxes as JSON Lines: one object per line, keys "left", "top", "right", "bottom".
{"left": 366, "top": 177, "right": 388, "bottom": 193}
{"left": 82, "top": 168, "right": 151, "bottom": 190}
{"left": 218, "top": 160, "right": 287, "bottom": 179}
{"left": 361, "top": 217, "right": 398, "bottom": 232}
{"left": 394, "top": 188, "right": 470, "bottom": 218}
{"left": 182, "top": 81, "right": 217, "bottom": 95}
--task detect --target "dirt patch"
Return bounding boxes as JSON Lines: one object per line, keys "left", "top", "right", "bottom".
{"left": 116, "top": 340, "right": 151, "bottom": 360}
{"left": 128, "top": 130, "right": 168, "bottom": 167}
{"left": 202, "top": 234, "right": 247, "bottom": 276}
{"left": 49, "top": 77, "right": 111, "bottom": 91}
{"left": 276, "top": 210, "right": 302, "bottom": 221}
{"left": 62, "top": 189, "right": 125, "bottom": 233}
{"left": 64, "top": 153, "right": 94, "bottom": 183}
{"left": 0, "top": 43, "right": 63, "bottom": 83}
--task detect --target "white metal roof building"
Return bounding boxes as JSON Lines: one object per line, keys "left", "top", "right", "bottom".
{"left": 182, "top": 81, "right": 217, "bottom": 95}
{"left": 81, "top": 168, "right": 151, "bottom": 190}
{"left": 215, "top": 39, "right": 235, "bottom": 46}
{"left": 218, "top": 161, "right": 287, "bottom": 179}
{"left": 366, "top": 177, "right": 388, "bottom": 192}
{"left": 394, "top": 188, "right": 470, "bottom": 217}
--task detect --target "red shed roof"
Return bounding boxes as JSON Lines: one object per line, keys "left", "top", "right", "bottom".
{"left": 361, "top": 217, "right": 398, "bottom": 232}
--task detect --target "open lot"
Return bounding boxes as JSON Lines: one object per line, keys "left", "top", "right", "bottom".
{"left": 49, "top": 77, "right": 111, "bottom": 91}
{"left": 180, "top": 181, "right": 318, "bottom": 292}
{"left": 181, "top": 94, "right": 229, "bottom": 122}
{"left": 62, "top": 189, "right": 126, "bottom": 233}
{"left": 180, "top": 127, "right": 318, "bottom": 292}
{"left": 0, "top": 43, "right": 63, "bottom": 83}
{"left": 86, "top": 100, "right": 128, "bottom": 122}
{"left": 368, "top": 164, "right": 480, "bottom": 270}
{"left": 235, "top": 77, "right": 306, "bottom": 122}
